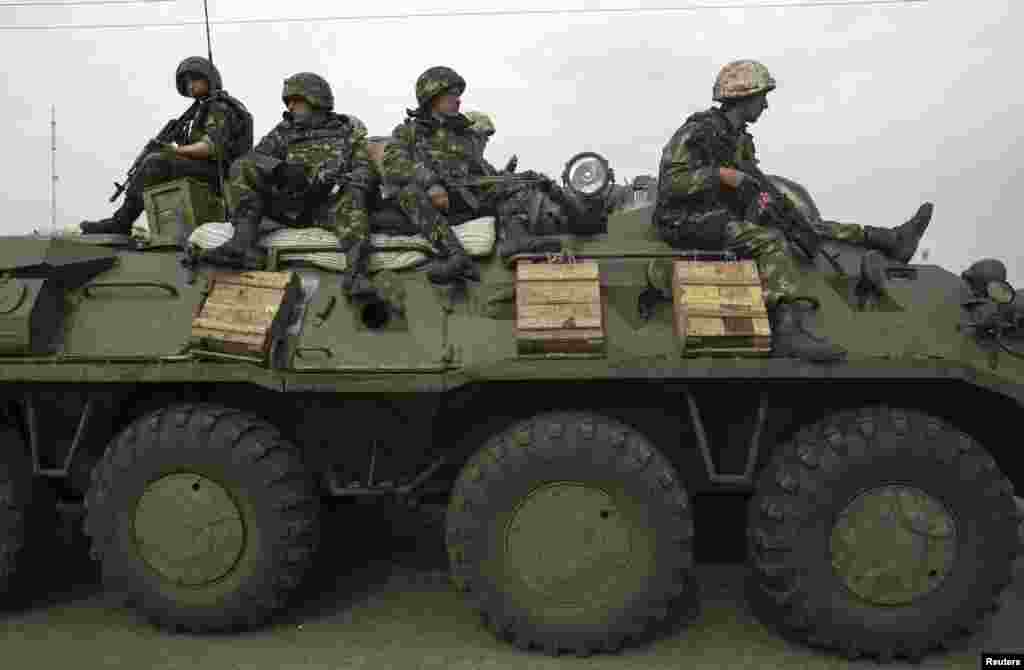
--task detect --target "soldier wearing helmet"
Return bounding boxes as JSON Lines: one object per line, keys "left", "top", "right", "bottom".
{"left": 201, "top": 72, "right": 377, "bottom": 299}
{"left": 379, "top": 66, "right": 563, "bottom": 284}
{"left": 79, "top": 57, "right": 253, "bottom": 235}
{"left": 654, "top": 59, "right": 935, "bottom": 362}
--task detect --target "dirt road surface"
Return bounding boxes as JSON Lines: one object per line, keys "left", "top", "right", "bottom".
{"left": 2, "top": 501, "right": 1020, "bottom": 670}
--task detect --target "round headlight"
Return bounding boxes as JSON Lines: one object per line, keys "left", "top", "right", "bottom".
{"left": 562, "top": 152, "right": 612, "bottom": 198}
{"left": 987, "top": 279, "right": 1016, "bottom": 305}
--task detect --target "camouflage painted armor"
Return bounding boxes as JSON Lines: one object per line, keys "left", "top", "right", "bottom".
{"left": 655, "top": 107, "right": 866, "bottom": 306}
{"left": 226, "top": 110, "right": 372, "bottom": 247}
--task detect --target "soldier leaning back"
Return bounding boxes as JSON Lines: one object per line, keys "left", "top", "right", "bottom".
{"left": 655, "top": 59, "right": 934, "bottom": 362}
{"left": 202, "top": 72, "right": 377, "bottom": 299}
{"left": 380, "top": 66, "right": 563, "bottom": 284}
{"left": 81, "top": 57, "right": 253, "bottom": 235}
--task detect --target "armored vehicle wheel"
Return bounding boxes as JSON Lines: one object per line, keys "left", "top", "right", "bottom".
{"left": 746, "top": 406, "right": 1020, "bottom": 662}
{"left": 446, "top": 412, "right": 695, "bottom": 656}
{"left": 84, "top": 404, "right": 320, "bottom": 632}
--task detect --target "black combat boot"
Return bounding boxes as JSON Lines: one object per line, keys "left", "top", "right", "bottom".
{"left": 198, "top": 210, "right": 265, "bottom": 269}
{"left": 863, "top": 202, "right": 934, "bottom": 264}
{"left": 80, "top": 209, "right": 135, "bottom": 235}
{"left": 80, "top": 192, "right": 145, "bottom": 235}
{"left": 769, "top": 297, "right": 847, "bottom": 363}
{"left": 497, "top": 220, "right": 563, "bottom": 264}
{"left": 341, "top": 240, "right": 380, "bottom": 300}
{"left": 426, "top": 230, "right": 480, "bottom": 284}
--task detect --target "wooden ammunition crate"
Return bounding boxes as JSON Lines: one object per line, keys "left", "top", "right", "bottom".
{"left": 515, "top": 261, "right": 605, "bottom": 355}
{"left": 143, "top": 177, "right": 225, "bottom": 241}
{"left": 190, "top": 271, "right": 302, "bottom": 358}
{"left": 673, "top": 259, "right": 771, "bottom": 355}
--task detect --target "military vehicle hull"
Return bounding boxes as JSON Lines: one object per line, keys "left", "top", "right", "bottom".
{"left": 1, "top": 201, "right": 1021, "bottom": 661}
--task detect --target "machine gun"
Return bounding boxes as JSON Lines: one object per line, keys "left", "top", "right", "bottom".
{"left": 109, "top": 101, "right": 200, "bottom": 202}
{"left": 735, "top": 159, "right": 829, "bottom": 263}
{"left": 689, "top": 118, "right": 845, "bottom": 276}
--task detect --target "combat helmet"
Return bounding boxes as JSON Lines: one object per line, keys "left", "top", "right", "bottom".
{"left": 175, "top": 56, "right": 223, "bottom": 97}
{"left": 464, "top": 111, "right": 495, "bottom": 137}
{"left": 282, "top": 72, "right": 334, "bottom": 111}
{"left": 713, "top": 59, "right": 776, "bottom": 102}
{"left": 415, "top": 66, "right": 466, "bottom": 110}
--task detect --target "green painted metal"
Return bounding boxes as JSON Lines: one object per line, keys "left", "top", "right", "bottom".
{"left": 503, "top": 481, "right": 644, "bottom": 617}
{"left": 133, "top": 472, "right": 246, "bottom": 586}
{"left": 0, "top": 201, "right": 1023, "bottom": 408}
{"left": 830, "top": 485, "right": 957, "bottom": 606}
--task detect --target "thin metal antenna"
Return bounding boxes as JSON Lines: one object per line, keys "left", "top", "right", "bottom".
{"left": 50, "top": 105, "right": 57, "bottom": 235}
{"left": 203, "top": 0, "right": 213, "bottom": 64}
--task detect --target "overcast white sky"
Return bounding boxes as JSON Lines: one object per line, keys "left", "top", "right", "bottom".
{"left": 1, "top": 0, "right": 1021, "bottom": 283}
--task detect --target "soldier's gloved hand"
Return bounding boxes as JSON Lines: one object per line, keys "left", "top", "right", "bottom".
{"left": 428, "top": 184, "right": 449, "bottom": 211}
{"left": 274, "top": 162, "right": 310, "bottom": 193}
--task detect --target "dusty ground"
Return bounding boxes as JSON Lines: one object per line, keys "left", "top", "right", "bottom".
{"left": 2, "top": 501, "right": 1021, "bottom": 670}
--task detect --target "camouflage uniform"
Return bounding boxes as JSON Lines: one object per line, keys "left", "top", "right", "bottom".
{"left": 380, "top": 66, "right": 561, "bottom": 282}
{"left": 656, "top": 107, "right": 867, "bottom": 304}
{"left": 464, "top": 111, "right": 495, "bottom": 156}
{"left": 656, "top": 60, "right": 931, "bottom": 306}
{"left": 82, "top": 57, "right": 253, "bottom": 235}
{"left": 208, "top": 73, "right": 376, "bottom": 296}
{"left": 655, "top": 60, "right": 932, "bottom": 362}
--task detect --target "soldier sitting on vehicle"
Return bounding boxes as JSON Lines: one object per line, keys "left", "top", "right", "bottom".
{"left": 464, "top": 111, "right": 518, "bottom": 174}
{"left": 80, "top": 57, "right": 253, "bottom": 235}
{"left": 655, "top": 59, "right": 934, "bottom": 363}
{"left": 380, "top": 66, "right": 566, "bottom": 284}
{"left": 199, "top": 72, "right": 378, "bottom": 300}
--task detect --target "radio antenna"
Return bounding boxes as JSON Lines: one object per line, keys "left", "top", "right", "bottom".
{"left": 203, "top": 0, "right": 213, "bottom": 64}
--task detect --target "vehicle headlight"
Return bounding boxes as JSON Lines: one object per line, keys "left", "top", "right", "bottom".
{"left": 562, "top": 152, "right": 613, "bottom": 199}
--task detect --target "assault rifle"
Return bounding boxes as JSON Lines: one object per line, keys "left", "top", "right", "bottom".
{"left": 109, "top": 101, "right": 200, "bottom": 202}
{"left": 689, "top": 119, "right": 843, "bottom": 275}
{"left": 736, "top": 158, "right": 845, "bottom": 276}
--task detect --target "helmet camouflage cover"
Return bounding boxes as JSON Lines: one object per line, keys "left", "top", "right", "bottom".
{"left": 282, "top": 72, "right": 334, "bottom": 110}
{"left": 175, "top": 56, "right": 223, "bottom": 97}
{"left": 713, "top": 59, "right": 776, "bottom": 102}
{"left": 464, "top": 111, "right": 495, "bottom": 136}
{"left": 415, "top": 66, "right": 466, "bottom": 109}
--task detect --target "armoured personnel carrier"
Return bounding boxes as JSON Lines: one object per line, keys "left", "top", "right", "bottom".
{"left": 1, "top": 151, "right": 1021, "bottom": 663}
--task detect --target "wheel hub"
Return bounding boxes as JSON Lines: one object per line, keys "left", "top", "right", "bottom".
{"left": 830, "top": 484, "right": 956, "bottom": 605}
{"left": 504, "top": 482, "right": 638, "bottom": 613}
{"left": 133, "top": 473, "right": 246, "bottom": 586}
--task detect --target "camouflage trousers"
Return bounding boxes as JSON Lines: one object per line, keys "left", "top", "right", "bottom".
{"left": 660, "top": 209, "right": 866, "bottom": 307}
{"left": 111, "top": 152, "right": 220, "bottom": 225}
{"left": 226, "top": 153, "right": 369, "bottom": 250}
{"left": 393, "top": 182, "right": 534, "bottom": 255}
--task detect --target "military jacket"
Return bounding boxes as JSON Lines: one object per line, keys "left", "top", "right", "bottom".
{"left": 182, "top": 93, "right": 251, "bottom": 164}
{"left": 252, "top": 110, "right": 373, "bottom": 233}
{"left": 255, "top": 111, "right": 372, "bottom": 188}
{"left": 654, "top": 107, "right": 758, "bottom": 229}
{"left": 380, "top": 113, "right": 499, "bottom": 196}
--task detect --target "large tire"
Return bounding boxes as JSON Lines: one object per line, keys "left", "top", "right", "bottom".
{"left": 446, "top": 411, "right": 695, "bottom": 656}
{"left": 84, "top": 404, "right": 320, "bottom": 632}
{"left": 747, "top": 406, "right": 1021, "bottom": 663}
